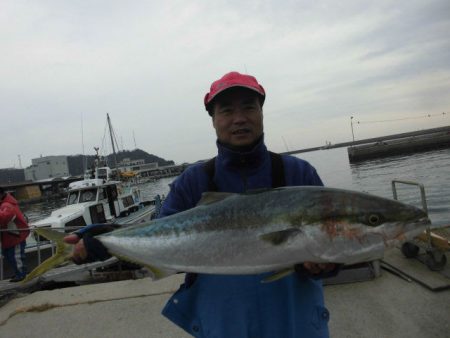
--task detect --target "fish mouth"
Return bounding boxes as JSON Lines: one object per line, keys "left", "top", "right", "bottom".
{"left": 398, "top": 216, "right": 432, "bottom": 238}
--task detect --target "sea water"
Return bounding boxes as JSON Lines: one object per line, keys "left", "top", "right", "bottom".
{"left": 299, "top": 147, "right": 450, "bottom": 228}
{"left": 24, "top": 148, "right": 450, "bottom": 228}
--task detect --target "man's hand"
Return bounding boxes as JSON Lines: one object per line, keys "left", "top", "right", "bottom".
{"left": 296, "top": 262, "right": 340, "bottom": 279}
{"left": 302, "top": 262, "right": 337, "bottom": 275}
{"left": 64, "top": 234, "right": 88, "bottom": 264}
{"left": 62, "top": 223, "right": 118, "bottom": 265}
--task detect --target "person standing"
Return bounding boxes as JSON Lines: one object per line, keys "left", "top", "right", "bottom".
{"left": 159, "top": 72, "right": 336, "bottom": 337}
{"left": 65, "top": 71, "right": 337, "bottom": 337}
{"left": 0, "top": 187, "right": 30, "bottom": 282}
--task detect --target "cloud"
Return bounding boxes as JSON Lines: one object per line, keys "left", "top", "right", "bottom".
{"left": 1, "top": 0, "right": 449, "bottom": 168}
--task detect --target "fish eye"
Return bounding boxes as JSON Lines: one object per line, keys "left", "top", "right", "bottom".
{"left": 367, "top": 214, "right": 382, "bottom": 226}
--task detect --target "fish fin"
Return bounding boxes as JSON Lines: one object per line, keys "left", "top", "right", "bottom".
{"left": 22, "top": 228, "right": 73, "bottom": 283}
{"left": 144, "top": 264, "right": 177, "bottom": 280}
{"left": 243, "top": 188, "right": 272, "bottom": 195}
{"left": 111, "top": 252, "right": 176, "bottom": 281}
{"left": 197, "top": 192, "right": 235, "bottom": 205}
{"left": 262, "top": 268, "right": 295, "bottom": 283}
{"left": 260, "top": 228, "right": 301, "bottom": 245}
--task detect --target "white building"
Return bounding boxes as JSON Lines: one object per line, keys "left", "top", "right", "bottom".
{"left": 117, "top": 158, "right": 158, "bottom": 172}
{"left": 24, "top": 155, "right": 70, "bottom": 181}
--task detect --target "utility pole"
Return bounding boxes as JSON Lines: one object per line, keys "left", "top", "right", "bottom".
{"left": 350, "top": 116, "right": 355, "bottom": 144}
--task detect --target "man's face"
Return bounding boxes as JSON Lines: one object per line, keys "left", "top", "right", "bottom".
{"left": 212, "top": 88, "right": 263, "bottom": 147}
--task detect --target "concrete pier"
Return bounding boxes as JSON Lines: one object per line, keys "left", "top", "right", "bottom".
{"left": 280, "top": 125, "right": 450, "bottom": 160}
{"left": 0, "top": 250, "right": 449, "bottom": 338}
{"left": 347, "top": 129, "right": 450, "bottom": 163}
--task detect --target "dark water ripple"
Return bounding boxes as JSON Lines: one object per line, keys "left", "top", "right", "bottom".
{"left": 300, "top": 148, "right": 450, "bottom": 228}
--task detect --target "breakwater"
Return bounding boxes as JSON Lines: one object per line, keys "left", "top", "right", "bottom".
{"left": 282, "top": 125, "right": 450, "bottom": 162}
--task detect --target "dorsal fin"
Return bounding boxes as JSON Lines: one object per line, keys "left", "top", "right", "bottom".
{"left": 197, "top": 192, "right": 235, "bottom": 206}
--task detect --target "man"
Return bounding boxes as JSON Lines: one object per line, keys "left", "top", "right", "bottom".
{"left": 159, "top": 72, "right": 335, "bottom": 337}
{"left": 66, "top": 72, "right": 336, "bottom": 337}
{"left": 0, "top": 187, "right": 30, "bottom": 282}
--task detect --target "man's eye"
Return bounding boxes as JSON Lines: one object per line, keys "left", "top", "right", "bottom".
{"left": 244, "top": 104, "right": 257, "bottom": 111}
{"left": 219, "top": 108, "right": 232, "bottom": 114}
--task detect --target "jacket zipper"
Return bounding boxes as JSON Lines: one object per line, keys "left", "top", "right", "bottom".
{"left": 239, "top": 156, "right": 248, "bottom": 192}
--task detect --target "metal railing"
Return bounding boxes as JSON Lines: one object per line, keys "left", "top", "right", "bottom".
{"left": 0, "top": 228, "right": 56, "bottom": 281}
{"left": 391, "top": 180, "right": 432, "bottom": 248}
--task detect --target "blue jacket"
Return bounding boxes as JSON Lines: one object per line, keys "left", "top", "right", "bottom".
{"left": 160, "top": 138, "right": 329, "bottom": 338}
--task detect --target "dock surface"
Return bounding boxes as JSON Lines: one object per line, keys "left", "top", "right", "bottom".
{"left": 0, "top": 251, "right": 449, "bottom": 338}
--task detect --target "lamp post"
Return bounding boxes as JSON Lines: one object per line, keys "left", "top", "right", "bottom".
{"left": 350, "top": 116, "right": 355, "bottom": 145}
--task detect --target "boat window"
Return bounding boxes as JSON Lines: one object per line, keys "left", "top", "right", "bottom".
{"left": 67, "top": 192, "right": 79, "bottom": 205}
{"left": 98, "top": 188, "right": 107, "bottom": 200}
{"left": 97, "top": 168, "right": 108, "bottom": 180}
{"left": 80, "top": 189, "right": 97, "bottom": 202}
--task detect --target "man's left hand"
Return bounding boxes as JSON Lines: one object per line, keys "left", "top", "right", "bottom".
{"left": 295, "top": 262, "right": 341, "bottom": 279}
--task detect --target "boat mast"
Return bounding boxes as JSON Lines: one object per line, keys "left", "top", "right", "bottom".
{"left": 107, "top": 113, "right": 118, "bottom": 169}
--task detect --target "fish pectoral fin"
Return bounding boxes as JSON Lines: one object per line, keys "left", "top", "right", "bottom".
{"left": 112, "top": 252, "right": 176, "bottom": 281}
{"left": 144, "top": 264, "right": 177, "bottom": 280}
{"left": 262, "top": 268, "right": 295, "bottom": 283}
{"left": 259, "top": 228, "right": 301, "bottom": 245}
{"left": 197, "top": 192, "right": 235, "bottom": 205}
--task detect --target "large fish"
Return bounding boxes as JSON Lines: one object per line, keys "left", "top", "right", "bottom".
{"left": 24, "top": 186, "right": 430, "bottom": 282}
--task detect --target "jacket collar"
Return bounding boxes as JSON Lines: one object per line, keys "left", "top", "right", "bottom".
{"left": 216, "top": 134, "right": 268, "bottom": 170}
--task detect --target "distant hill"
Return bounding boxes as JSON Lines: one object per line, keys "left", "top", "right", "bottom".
{"left": 0, "top": 149, "right": 175, "bottom": 184}
{"left": 67, "top": 149, "right": 174, "bottom": 176}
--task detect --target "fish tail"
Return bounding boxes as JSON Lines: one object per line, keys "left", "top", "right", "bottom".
{"left": 22, "top": 228, "right": 73, "bottom": 283}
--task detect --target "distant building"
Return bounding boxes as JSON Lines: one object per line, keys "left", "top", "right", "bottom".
{"left": 117, "top": 158, "right": 158, "bottom": 172}
{"left": 0, "top": 168, "right": 25, "bottom": 184}
{"left": 24, "top": 155, "right": 70, "bottom": 181}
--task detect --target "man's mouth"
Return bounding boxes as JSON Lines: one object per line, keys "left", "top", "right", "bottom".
{"left": 232, "top": 128, "right": 251, "bottom": 135}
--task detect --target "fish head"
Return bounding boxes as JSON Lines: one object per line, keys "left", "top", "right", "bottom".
{"left": 293, "top": 187, "right": 431, "bottom": 241}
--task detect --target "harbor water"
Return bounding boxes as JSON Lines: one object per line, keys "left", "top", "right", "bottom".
{"left": 300, "top": 147, "right": 450, "bottom": 228}
{"left": 23, "top": 148, "right": 450, "bottom": 228}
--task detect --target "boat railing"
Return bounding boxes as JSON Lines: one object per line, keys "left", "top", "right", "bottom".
{"left": 391, "top": 180, "right": 431, "bottom": 247}
{"left": 391, "top": 180, "right": 447, "bottom": 271}
{"left": 0, "top": 227, "right": 57, "bottom": 281}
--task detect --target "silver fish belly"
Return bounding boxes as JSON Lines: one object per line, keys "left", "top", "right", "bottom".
{"left": 98, "top": 186, "right": 430, "bottom": 276}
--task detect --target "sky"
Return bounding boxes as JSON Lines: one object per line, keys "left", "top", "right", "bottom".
{"left": 1, "top": 0, "right": 450, "bottom": 169}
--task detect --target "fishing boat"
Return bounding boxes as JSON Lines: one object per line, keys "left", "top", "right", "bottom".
{"left": 1, "top": 162, "right": 160, "bottom": 282}
{"left": 0, "top": 115, "right": 162, "bottom": 281}
{"left": 30, "top": 165, "right": 156, "bottom": 239}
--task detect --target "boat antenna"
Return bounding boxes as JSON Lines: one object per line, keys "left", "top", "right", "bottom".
{"left": 133, "top": 130, "right": 137, "bottom": 149}
{"left": 81, "top": 113, "right": 87, "bottom": 174}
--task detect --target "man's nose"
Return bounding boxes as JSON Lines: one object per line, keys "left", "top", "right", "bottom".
{"left": 231, "top": 107, "right": 247, "bottom": 122}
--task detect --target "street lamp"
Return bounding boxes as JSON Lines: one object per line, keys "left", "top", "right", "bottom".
{"left": 350, "top": 116, "right": 355, "bottom": 144}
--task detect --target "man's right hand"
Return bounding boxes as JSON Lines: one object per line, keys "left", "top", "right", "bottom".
{"left": 64, "top": 234, "right": 88, "bottom": 264}
{"left": 63, "top": 223, "right": 119, "bottom": 264}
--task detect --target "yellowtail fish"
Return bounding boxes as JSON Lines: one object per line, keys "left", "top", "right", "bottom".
{"left": 23, "top": 186, "right": 430, "bottom": 283}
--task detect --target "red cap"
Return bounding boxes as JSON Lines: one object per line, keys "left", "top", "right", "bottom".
{"left": 204, "top": 71, "right": 265, "bottom": 115}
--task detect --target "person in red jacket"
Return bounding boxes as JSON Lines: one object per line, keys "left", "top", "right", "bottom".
{"left": 0, "top": 186, "right": 30, "bottom": 282}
